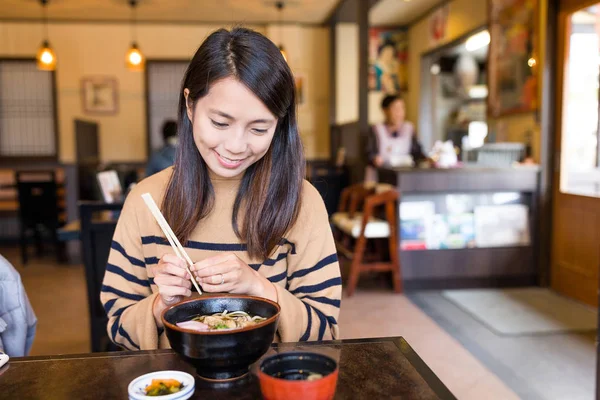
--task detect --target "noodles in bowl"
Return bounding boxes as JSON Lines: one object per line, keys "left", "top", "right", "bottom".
{"left": 162, "top": 295, "right": 280, "bottom": 381}
{"left": 176, "top": 310, "right": 267, "bottom": 332}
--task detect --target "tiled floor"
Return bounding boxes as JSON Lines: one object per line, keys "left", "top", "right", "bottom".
{"left": 409, "top": 291, "right": 596, "bottom": 400}
{"left": 11, "top": 250, "right": 90, "bottom": 355}
{"left": 339, "top": 290, "right": 519, "bottom": 399}
{"left": 3, "top": 247, "right": 518, "bottom": 399}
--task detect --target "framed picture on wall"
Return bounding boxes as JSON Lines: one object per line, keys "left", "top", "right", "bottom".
{"left": 368, "top": 27, "right": 408, "bottom": 93}
{"left": 488, "top": 0, "right": 538, "bottom": 117}
{"left": 81, "top": 76, "right": 119, "bottom": 115}
{"left": 428, "top": 4, "right": 449, "bottom": 48}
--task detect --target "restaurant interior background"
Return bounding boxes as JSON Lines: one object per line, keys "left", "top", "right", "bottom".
{"left": 0, "top": 0, "right": 599, "bottom": 399}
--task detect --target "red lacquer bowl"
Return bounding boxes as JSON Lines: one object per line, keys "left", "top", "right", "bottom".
{"left": 257, "top": 351, "right": 339, "bottom": 400}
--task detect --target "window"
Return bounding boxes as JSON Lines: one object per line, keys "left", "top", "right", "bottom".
{"left": 560, "top": 6, "right": 600, "bottom": 196}
{"left": 0, "top": 59, "right": 57, "bottom": 160}
{"left": 146, "top": 60, "right": 188, "bottom": 154}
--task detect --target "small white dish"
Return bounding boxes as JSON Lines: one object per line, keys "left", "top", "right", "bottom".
{"left": 128, "top": 370, "right": 195, "bottom": 400}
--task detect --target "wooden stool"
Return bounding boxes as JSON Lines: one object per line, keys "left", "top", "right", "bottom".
{"left": 331, "top": 184, "right": 402, "bottom": 296}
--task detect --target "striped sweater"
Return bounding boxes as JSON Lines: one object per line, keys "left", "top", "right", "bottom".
{"left": 100, "top": 168, "right": 342, "bottom": 350}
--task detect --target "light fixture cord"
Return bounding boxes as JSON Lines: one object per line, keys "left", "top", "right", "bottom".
{"left": 277, "top": 1, "right": 284, "bottom": 47}
{"left": 130, "top": 0, "right": 137, "bottom": 44}
{"left": 42, "top": 0, "right": 48, "bottom": 41}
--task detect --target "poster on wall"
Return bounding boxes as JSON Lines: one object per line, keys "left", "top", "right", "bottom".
{"left": 488, "top": 0, "right": 538, "bottom": 117}
{"left": 428, "top": 4, "right": 449, "bottom": 48}
{"left": 368, "top": 27, "right": 408, "bottom": 94}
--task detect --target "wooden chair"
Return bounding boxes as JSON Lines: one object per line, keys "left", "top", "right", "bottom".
{"left": 331, "top": 184, "right": 402, "bottom": 296}
{"left": 80, "top": 201, "right": 123, "bottom": 352}
{"left": 331, "top": 183, "right": 375, "bottom": 237}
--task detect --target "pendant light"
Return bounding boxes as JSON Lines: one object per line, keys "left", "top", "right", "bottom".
{"left": 36, "top": 0, "right": 56, "bottom": 71}
{"left": 126, "top": 0, "right": 144, "bottom": 71}
{"left": 275, "top": 1, "right": 288, "bottom": 62}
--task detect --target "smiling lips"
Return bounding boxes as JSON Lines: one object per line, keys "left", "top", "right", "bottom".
{"left": 214, "top": 150, "right": 246, "bottom": 169}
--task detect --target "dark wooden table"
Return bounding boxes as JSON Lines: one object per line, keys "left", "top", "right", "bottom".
{"left": 57, "top": 211, "right": 119, "bottom": 242}
{"left": 57, "top": 219, "right": 81, "bottom": 241}
{"left": 3, "top": 337, "right": 456, "bottom": 399}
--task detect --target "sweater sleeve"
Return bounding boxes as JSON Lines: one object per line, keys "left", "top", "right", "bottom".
{"left": 274, "top": 182, "right": 342, "bottom": 342}
{"left": 100, "top": 194, "right": 159, "bottom": 351}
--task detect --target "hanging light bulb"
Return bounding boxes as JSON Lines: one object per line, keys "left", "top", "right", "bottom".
{"left": 126, "top": 0, "right": 144, "bottom": 71}
{"left": 276, "top": 1, "right": 288, "bottom": 62}
{"left": 37, "top": 40, "right": 56, "bottom": 71}
{"left": 126, "top": 42, "right": 144, "bottom": 71}
{"left": 37, "top": 0, "right": 56, "bottom": 71}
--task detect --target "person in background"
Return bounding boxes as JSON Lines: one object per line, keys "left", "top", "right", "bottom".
{"left": 366, "top": 94, "right": 426, "bottom": 182}
{"left": 0, "top": 254, "right": 37, "bottom": 357}
{"left": 146, "top": 120, "right": 178, "bottom": 177}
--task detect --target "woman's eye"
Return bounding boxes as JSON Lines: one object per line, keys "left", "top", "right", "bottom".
{"left": 211, "top": 119, "right": 229, "bottom": 128}
{"left": 251, "top": 128, "right": 268, "bottom": 135}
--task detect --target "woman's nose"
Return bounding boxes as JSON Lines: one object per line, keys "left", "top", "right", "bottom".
{"left": 223, "top": 129, "right": 248, "bottom": 155}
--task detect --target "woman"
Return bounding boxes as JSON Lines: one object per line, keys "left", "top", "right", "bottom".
{"left": 100, "top": 28, "right": 342, "bottom": 350}
{"left": 365, "top": 94, "right": 426, "bottom": 182}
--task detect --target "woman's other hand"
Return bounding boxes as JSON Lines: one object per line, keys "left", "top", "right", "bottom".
{"left": 151, "top": 254, "right": 193, "bottom": 327}
{"left": 191, "top": 254, "right": 277, "bottom": 302}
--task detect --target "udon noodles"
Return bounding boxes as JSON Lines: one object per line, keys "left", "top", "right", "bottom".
{"left": 176, "top": 310, "right": 266, "bottom": 332}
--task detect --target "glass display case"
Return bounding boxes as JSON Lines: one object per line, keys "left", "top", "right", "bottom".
{"left": 379, "top": 165, "right": 540, "bottom": 289}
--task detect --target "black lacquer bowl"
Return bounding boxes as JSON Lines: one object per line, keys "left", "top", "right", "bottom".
{"left": 162, "top": 294, "right": 280, "bottom": 382}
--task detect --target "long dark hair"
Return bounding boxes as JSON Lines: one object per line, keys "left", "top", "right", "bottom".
{"left": 162, "top": 27, "right": 304, "bottom": 260}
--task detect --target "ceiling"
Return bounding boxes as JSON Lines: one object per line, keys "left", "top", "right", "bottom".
{"left": 0, "top": 0, "right": 340, "bottom": 24}
{"left": 370, "top": 0, "right": 443, "bottom": 26}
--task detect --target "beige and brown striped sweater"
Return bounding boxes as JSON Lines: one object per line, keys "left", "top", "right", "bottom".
{"left": 100, "top": 168, "right": 341, "bottom": 350}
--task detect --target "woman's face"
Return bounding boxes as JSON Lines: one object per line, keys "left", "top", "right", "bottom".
{"left": 184, "top": 77, "right": 278, "bottom": 179}
{"left": 385, "top": 99, "right": 406, "bottom": 126}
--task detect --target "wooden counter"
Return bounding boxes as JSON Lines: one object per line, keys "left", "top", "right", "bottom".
{"left": 378, "top": 165, "right": 540, "bottom": 193}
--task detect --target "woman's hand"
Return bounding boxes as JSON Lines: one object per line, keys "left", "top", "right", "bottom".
{"left": 191, "top": 253, "right": 277, "bottom": 302}
{"left": 151, "top": 254, "right": 193, "bottom": 326}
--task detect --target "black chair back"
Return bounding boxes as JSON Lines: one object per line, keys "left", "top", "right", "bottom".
{"left": 79, "top": 201, "right": 122, "bottom": 352}
{"left": 16, "top": 170, "right": 62, "bottom": 264}
{"left": 307, "top": 163, "right": 349, "bottom": 217}
{"left": 16, "top": 171, "right": 59, "bottom": 225}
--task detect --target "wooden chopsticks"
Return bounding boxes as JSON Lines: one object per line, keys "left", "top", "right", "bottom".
{"left": 141, "top": 193, "right": 202, "bottom": 295}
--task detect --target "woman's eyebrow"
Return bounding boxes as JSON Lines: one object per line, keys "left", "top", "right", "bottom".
{"left": 250, "top": 118, "right": 275, "bottom": 124}
{"left": 209, "top": 109, "right": 274, "bottom": 124}
{"left": 209, "top": 109, "right": 234, "bottom": 119}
